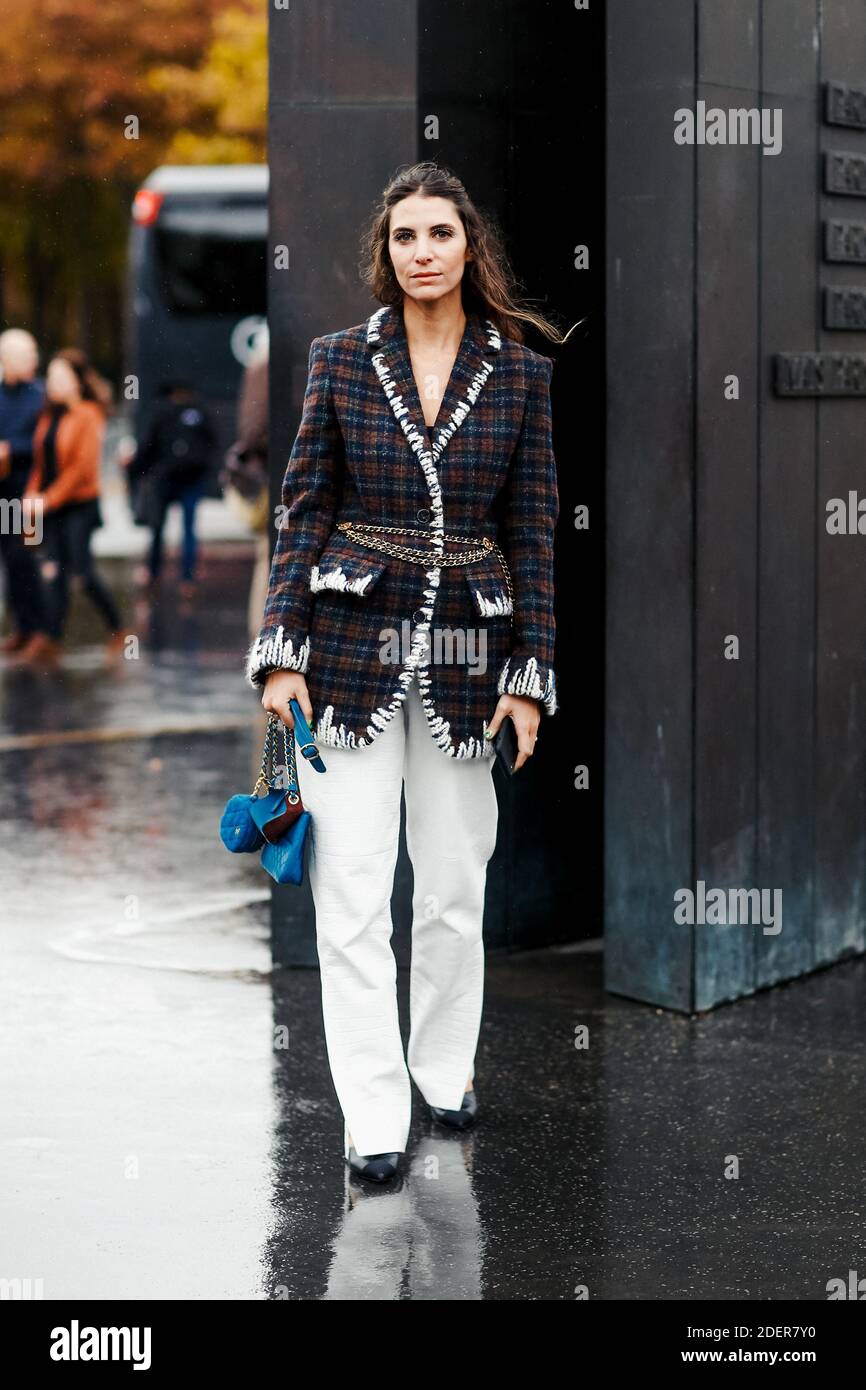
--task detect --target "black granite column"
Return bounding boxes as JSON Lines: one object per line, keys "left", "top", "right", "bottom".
{"left": 605, "top": 0, "right": 866, "bottom": 1009}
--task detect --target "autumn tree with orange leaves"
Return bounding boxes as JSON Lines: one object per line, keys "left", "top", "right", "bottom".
{"left": 0, "top": 0, "right": 266, "bottom": 377}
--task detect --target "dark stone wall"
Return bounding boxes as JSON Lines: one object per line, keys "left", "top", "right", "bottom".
{"left": 605, "top": 0, "right": 866, "bottom": 1010}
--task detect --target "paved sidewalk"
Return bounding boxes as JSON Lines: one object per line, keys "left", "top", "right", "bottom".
{"left": 1, "top": 536, "right": 865, "bottom": 1299}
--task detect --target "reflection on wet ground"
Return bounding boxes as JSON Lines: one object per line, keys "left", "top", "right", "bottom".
{"left": 2, "top": 549, "right": 865, "bottom": 1299}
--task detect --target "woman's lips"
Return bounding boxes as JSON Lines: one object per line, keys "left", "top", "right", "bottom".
{"left": 413, "top": 272, "right": 440, "bottom": 279}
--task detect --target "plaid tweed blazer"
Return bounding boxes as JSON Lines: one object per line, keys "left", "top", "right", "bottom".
{"left": 244, "top": 302, "right": 559, "bottom": 758}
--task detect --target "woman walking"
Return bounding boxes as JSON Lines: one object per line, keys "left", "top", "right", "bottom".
{"left": 23, "top": 349, "right": 127, "bottom": 663}
{"left": 128, "top": 378, "right": 217, "bottom": 599}
{"left": 246, "top": 162, "right": 562, "bottom": 1182}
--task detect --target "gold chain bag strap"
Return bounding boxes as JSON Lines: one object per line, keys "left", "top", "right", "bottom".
{"left": 253, "top": 713, "right": 300, "bottom": 803}
{"left": 335, "top": 520, "right": 514, "bottom": 621}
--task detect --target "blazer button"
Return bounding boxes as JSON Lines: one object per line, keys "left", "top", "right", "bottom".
{"left": 412, "top": 610, "right": 426, "bottom": 625}
{"left": 416, "top": 507, "right": 431, "bottom": 522}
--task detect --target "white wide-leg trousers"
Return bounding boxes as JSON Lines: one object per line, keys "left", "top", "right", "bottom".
{"left": 294, "top": 673, "right": 499, "bottom": 1157}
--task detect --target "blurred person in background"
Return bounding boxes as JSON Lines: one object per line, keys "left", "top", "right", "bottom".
{"left": 0, "top": 328, "right": 51, "bottom": 659}
{"left": 125, "top": 379, "right": 216, "bottom": 600}
{"left": 23, "top": 348, "right": 128, "bottom": 665}
{"left": 221, "top": 331, "right": 270, "bottom": 638}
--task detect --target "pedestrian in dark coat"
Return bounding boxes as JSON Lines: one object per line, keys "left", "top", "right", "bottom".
{"left": 0, "top": 329, "right": 50, "bottom": 657}
{"left": 245, "top": 161, "right": 564, "bottom": 1178}
{"left": 129, "top": 380, "right": 216, "bottom": 595}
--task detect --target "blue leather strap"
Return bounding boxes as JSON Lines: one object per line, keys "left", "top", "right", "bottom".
{"left": 290, "top": 698, "right": 327, "bottom": 773}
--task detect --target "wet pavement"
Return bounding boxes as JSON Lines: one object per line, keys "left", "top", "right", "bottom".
{"left": 2, "top": 537, "right": 866, "bottom": 1300}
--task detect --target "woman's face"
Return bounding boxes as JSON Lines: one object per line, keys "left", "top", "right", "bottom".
{"left": 46, "top": 358, "right": 80, "bottom": 404}
{"left": 388, "top": 194, "right": 471, "bottom": 305}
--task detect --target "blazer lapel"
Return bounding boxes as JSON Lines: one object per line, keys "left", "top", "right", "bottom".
{"left": 366, "top": 303, "right": 501, "bottom": 473}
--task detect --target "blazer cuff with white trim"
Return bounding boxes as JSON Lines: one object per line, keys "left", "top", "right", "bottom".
{"left": 245, "top": 626, "right": 310, "bottom": 688}
{"left": 497, "top": 654, "right": 557, "bottom": 716}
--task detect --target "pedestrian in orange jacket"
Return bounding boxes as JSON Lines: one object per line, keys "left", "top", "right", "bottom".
{"left": 23, "top": 348, "right": 128, "bottom": 664}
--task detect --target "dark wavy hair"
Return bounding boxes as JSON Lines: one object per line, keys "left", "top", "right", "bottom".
{"left": 359, "top": 161, "right": 564, "bottom": 345}
{"left": 49, "top": 347, "right": 114, "bottom": 413}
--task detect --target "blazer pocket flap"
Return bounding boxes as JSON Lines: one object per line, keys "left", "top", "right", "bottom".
{"left": 310, "top": 533, "right": 389, "bottom": 596}
{"left": 464, "top": 552, "right": 513, "bottom": 617}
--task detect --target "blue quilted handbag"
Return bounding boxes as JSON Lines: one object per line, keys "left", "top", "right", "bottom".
{"left": 219, "top": 794, "right": 267, "bottom": 853}
{"left": 219, "top": 700, "right": 326, "bottom": 884}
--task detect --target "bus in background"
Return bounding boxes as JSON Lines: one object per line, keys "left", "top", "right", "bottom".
{"left": 124, "top": 164, "right": 268, "bottom": 495}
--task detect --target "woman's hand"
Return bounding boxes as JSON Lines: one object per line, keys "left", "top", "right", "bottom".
{"left": 485, "top": 693, "right": 542, "bottom": 771}
{"left": 261, "top": 670, "right": 313, "bottom": 730}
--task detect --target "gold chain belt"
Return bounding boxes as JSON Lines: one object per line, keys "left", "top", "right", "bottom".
{"left": 336, "top": 520, "right": 514, "bottom": 610}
